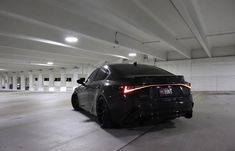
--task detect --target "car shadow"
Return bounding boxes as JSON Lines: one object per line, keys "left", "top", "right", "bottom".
{"left": 72, "top": 109, "right": 176, "bottom": 132}
{"left": 73, "top": 109, "right": 99, "bottom": 123}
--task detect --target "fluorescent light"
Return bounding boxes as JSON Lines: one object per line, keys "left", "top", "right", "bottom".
{"left": 0, "top": 33, "right": 75, "bottom": 48}
{"left": 29, "top": 62, "right": 55, "bottom": 66}
{"left": 60, "top": 87, "right": 67, "bottom": 92}
{"left": 47, "top": 62, "right": 54, "bottom": 65}
{"left": 0, "top": 69, "right": 6, "bottom": 70}
{"left": 49, "top": 87, "right": 55, "bottom": 92}
{"left": 128, "top": 53, "right": 137, "bottom": 57}
{"left": 65, "top": 36, "right": 78, "bottom": 43}
{"left": 103, "top": 65, "right": 109, "bottom": 69}
{"left": 30, "top": 63, "right": 52, "bottom": 66}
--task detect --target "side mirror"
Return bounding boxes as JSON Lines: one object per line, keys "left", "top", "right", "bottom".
{"left": 77, "top": 78, "right": 86, "bottom": 86}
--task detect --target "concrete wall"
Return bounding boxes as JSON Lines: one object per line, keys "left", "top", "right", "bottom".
{"left": 1, "top": 56, "right": 235, "bottom": 92}
{"left": 157, "top": 56, "right": 235, "bottom": 91}
{"left": 29, "top": 65, "right": 96, "bottom": 92}
{"left": 0, "top": 64, "right": 96, "bottom": 92}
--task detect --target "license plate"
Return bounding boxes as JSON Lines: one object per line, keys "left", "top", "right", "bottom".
{"left": 159, "top": 87, "right": 172, "bottom": 96}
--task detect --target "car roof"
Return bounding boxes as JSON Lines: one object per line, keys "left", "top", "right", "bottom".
{"left": 105, "top": 63, "right": 173, "bottom": 79}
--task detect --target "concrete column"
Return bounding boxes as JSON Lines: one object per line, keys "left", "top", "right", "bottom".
{"left": 8, "top": 75, "right": 12, "bottom": 89}
{"left": 28, "top": 71, "right": 34, "bottom": 91}
{"left": 38, "top": 71, "right": 43, "bottom": 91}
{"left": 60, "top": 68, "right": 66, "bottom": 92}
{"left": 49, "top": 69, "right": 54, "bottom": 92}
{"left": 0, "top": 74, "right": 2, "bottom": 90}
{"left": 2, "top": 74, "right": 5, "bottom": 89}
{"left": 12, "top": 74, "right": 17, "bottom": 90}
{"left": 5, "top": 73, "right": 9, "bottom": 89}
{"left": 73, "top": 67, "right": 79, "bottom": 90}
{"left": 20, "top": 73, "right": 25, "bottom": 91}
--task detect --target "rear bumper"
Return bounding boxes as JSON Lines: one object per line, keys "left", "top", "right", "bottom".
{"left": 131, "top": 96, "right": 193, "bottom": 121}
{"left": 109, "top": 94, "right": 193, "bottom": 125}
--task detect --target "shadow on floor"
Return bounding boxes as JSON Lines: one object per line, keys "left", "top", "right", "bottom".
{"left": 72, "top": 108, "right": 177, "bottom": 137}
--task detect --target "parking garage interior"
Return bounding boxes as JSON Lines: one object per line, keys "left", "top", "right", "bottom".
{"left": 0, "top": 0, "right": 235, "bottom": 151}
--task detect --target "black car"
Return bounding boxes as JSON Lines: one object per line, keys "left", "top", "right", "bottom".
{"left": 71, "top": 63, "right": 193, "bottom": 128}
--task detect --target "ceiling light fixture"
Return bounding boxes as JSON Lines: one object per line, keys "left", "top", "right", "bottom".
{"left": 47, "top": 62, "right": 54, "bottom": 65}
{"left": 128, "top": 53, "right": 137, "bottom": 57}
{"left": 29, "top": 62, "right": 55, "bottom": 66}
{"left": 0, "top": 69, "right": 6, "bottom": 70}
{"left": 65, "top": 36, "right": 78, "bottom": 43}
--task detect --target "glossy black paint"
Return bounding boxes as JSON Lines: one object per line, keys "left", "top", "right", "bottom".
{"left": 72, "top": 64, "right": 194, "bottom": 126}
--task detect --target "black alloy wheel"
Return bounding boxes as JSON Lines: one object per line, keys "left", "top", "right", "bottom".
{"left": 71, "top": 92, "right": 80, "bottom": 111}
{"left": 185, "top": 111, "right": 193, "bottom": 119}
{"left": 96, "top": 97, "right": 113, "bottom": 128}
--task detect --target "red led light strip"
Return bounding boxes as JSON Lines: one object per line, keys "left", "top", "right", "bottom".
{"left": 124, "top": 84, "right": 191, "bottom": 94}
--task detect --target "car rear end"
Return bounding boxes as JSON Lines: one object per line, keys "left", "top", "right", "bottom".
{"left": 120, "top": 76, "right": 192, "bottom": 123}
{"left": 106, "top": 64, "right": 193, "bottom": 125}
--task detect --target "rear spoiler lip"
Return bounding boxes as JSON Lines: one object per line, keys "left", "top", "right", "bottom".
{"left": 144, "top": 83, "right": 191, "bottom": 89}
{"left": 125, "top": 75, "right": 182, "bottom": 78}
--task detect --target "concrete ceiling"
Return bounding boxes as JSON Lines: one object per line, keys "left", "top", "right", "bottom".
{"left": 0, "top": 0, "right": 235, "bottom": 72}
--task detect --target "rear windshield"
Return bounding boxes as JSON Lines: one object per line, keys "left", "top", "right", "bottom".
{"left": 110, "top": 64, "right": 174, "bottom": 77}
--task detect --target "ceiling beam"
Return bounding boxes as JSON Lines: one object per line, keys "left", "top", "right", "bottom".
{"left": 0, "top": 46, "right": 100, "bottom": 61}
{"left": 170, "top": 0, "right": 212, "bottom": 57}
{"left": 0, "top": 47, "right": 100, "bottom": 64}
{"left": 0, "top": 57, "right": 97, "bottom": 72}
{"left": 0, "top": 35, "right": 116, "bottom": 62}
{"left": 0, "top": 62, "right": 53, "bottom": 72}
{"left": 0, "top": 53, "right": 98, "bottom": 66}
{"left": 0, "top": 13, "right": 129, "bottom": 60}
{"left": 89, "top": 0, "right": 189, "bottom": 58}
{"left": 0, "top": 2, "right": 166, "bottom": 60}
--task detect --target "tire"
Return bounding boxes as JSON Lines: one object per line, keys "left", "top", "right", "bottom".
{"left": 71, "top": 92, "right": 80, "bottom": 111}
{"left": 96, "top": 97, "right": 113, "bottom": 128}
{"left": 185, "top": 111, "right": 193, "bottom": 119}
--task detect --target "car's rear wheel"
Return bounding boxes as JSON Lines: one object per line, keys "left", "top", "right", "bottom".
{"left": 185, "top": 111, "right": 193, "bottom": 119}
{"left": 96, "top": 97, "right": 113, "bottom": 128}
{"left": 71, "top": 92, "right": 80, "bottom": 111}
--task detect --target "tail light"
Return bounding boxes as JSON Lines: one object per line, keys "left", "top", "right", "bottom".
{"left": 180, "top": 86, "right": 190, "bottom": 95}
{"left": 118, "top": 86, "right": 140, "bottom": 94}
{"left": 124, "top": 86, "right": 136, "bottom": 94}
{"left": 120, "top": 83, "right": 191, "bottom": 94}
{"left": 185, "top": 82, "right": 192, "bottom": 89}
{"left": 122, "top": 85, "right": 146, "bottom": 94}
{"left": 180, "top": 82, "right": 191, "bottom": 95}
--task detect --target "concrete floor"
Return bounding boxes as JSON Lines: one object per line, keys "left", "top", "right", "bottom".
{"left": 0, "top": 92, "right": 235, "bottom": 151}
